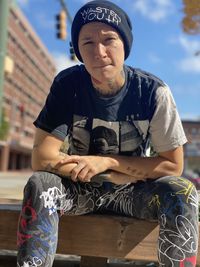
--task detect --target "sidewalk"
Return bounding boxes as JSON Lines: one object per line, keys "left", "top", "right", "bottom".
{"left": 0, "top": 170, "right": 32, "bottom": 200}
{"left": 0, "top": 170, "right": 32, "bottom": 177}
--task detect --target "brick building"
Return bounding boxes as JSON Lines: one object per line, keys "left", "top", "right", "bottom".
{"left": 182, "top": 120, "right": 200, "bottom": 174}
{"left": 0, "top": 4, "right": 56, "bottom": 171}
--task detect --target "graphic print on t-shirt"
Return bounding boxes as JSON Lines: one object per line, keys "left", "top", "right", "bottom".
{"left": 68, "top": 115, "right": 144, "bottom": 156}
{"left": 90, "top": 119, "right": 119, "bottom": 155}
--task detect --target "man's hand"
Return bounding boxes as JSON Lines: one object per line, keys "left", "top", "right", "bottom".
{"left": 56, "top": 155, "right": 111, "bottom": 182}
{"left": 56, "top": 155, "right": 147, "bottom": 184}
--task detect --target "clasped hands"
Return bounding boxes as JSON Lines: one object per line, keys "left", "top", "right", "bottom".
{"left": 56, "top": 155, "right": 110, "bottom": 182}
{"left": 55, "top": 155, "right": 142, "bottom": 185}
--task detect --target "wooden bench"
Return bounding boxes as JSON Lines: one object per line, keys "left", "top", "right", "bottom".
{"left": 0, "top": 198, "right": 200, "bottom": 267}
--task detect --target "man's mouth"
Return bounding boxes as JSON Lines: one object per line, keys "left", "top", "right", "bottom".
{"left": 95, "top": 64, "right": 111, "bottom": 69}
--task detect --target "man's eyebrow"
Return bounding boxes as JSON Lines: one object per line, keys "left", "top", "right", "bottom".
{"left": 79, "top": 36, "right": 93, "bottom": 41}
{"left": 100, "top": 31, "right": 118, "bottom": 36}
{"left": 80, "top": 31, "right": 118, "bottom": 40}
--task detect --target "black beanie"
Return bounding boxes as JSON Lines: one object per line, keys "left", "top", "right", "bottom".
{"left": 71, "top": 0, "right": 133, "bottom": 62}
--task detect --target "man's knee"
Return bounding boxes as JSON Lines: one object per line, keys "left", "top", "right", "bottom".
{"left": 156, "top": 175, "right": 197, "bottom": 196}
{"left": 25, "top": 171, "right": 47, "bottom": 195}
{"left": 26, "top": 171, "right": 61, "bottom": 190}
{"left": 23, "top": 172, "right": 61, "bottom": 210}
{"left": 156, "top": 175, "right": 199, "bottom": 214}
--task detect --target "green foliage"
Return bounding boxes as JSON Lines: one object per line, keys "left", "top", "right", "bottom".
{"left": 0, "top": 110, "right": 9, "bottom": 140}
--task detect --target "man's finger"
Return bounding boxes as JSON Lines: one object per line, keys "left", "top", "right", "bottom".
{"left": 71, "top": 162, "right": 86, "bottom": 180}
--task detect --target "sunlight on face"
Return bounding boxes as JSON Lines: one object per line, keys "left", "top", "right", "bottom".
{"left": 78, "top": 22, "right": 125, "bottom": 86}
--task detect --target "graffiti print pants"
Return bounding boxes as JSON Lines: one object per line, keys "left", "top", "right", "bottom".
{"left": 17, "top": 171, "right": 199, "bottom": 267}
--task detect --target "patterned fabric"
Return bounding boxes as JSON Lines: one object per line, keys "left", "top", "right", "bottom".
{"left": 17, "top": 172, "right": 199, "bottom": 267}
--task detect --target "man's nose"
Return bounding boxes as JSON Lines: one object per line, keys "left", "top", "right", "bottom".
{"left": 94, "top": 43, "right": 107, "bottom": 59}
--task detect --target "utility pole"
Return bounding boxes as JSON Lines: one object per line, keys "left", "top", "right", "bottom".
{"left": 0, "top": 0, "right": 10, "bottom": 127}
{"left": 57, "top": 0, "right": 77, "bottom": 61}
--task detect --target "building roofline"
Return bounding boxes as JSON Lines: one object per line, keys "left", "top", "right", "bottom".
{"left": 182, "top": 119, "right": 200, "bottom": 124}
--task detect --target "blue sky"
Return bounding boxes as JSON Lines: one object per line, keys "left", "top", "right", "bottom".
{"left": 16, "top": 0, "right": 200, "bottom": 120}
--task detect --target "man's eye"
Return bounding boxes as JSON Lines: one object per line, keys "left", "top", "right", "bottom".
{"left": 105, "top": 37, "right": 116, "bottom": 42}
{"left": 83, "top": 41, "right": 93, "bottom": 45}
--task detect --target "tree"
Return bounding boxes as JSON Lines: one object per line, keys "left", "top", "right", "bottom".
{"left": 181, "top": 0, "right": 200, "bottom": 56}
{"left": 182, "top": 0, "right": 200, "bottom": 35}
{"left": 0, "top": 110, "right": 9, "bottom": 140}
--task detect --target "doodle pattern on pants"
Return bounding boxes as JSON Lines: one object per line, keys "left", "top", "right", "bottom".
{"left": 17, "top": 172, "right": 199, "bottom": 267}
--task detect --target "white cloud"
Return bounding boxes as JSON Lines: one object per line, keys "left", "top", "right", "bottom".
{"left": 51, "top": 52, "right": 78, "bottom": 74}
{"left": 178, "top": 36, "right": 200, "bottom": 55}
{"left": 179, "top": 56, "right": 200, "bottom": 73}
{"left": 132, "top": 0, "right": 174, "bottom": 22}
{"left": 176, "top": 36, "right": 200, "bottom": 73}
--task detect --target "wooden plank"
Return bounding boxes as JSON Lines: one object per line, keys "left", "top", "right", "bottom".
{"left": 0, "top": 210, "right": 20, "bottom": 250}
{"left": 0, "top": 208, "right": 200, "bottom": 265}
{"left": 125, "top": 226, "right": 159, "bottom": 261}
{"left": 80, "top": 256, "right": 108, "bottom": 267}
{"left": 0, "top": 198, "right": 22, "bottom": 210}
{"left": 0, "top": 211, "right": 158, "bottom": 258}
{"left": 57, "top": 215, "right": 158, "bottom": 260}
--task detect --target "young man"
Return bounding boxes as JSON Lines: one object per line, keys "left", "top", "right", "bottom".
{"left": 17, "top": 1, "right": 199, "bottom": 266}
